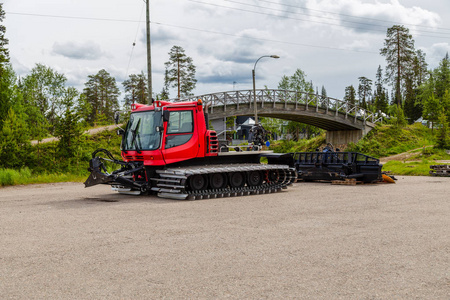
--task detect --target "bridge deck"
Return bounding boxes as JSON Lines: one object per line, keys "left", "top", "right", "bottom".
{"left": 180, "top": 89, "right": 382, "bottom": 131}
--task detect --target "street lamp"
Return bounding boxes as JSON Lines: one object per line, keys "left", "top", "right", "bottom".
{"left": 252, "top": 55, "right": 280, "bottom": 125}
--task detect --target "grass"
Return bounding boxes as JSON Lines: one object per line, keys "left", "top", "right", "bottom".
{"left": 382, "top": 148, "right": 450, "bottom": 176}
{"left": 0, "top": 168, "right": 87, "bottom": 187}
{"left": 0, "top": 168, "right": 31, "bottom": 186}
{"left": 347, "top": 123, "right": 436, "bottom": 158}
{"left": 383, "top": 161, "right": 436, "bottom": 176}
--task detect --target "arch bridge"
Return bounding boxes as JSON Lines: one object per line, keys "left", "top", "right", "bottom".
{"left": 181, "top": 89, "right": 384, "bottom": 144}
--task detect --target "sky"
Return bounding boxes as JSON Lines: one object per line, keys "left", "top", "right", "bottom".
{"left": 3, "top": 0, "right": 450, "bottom": 101}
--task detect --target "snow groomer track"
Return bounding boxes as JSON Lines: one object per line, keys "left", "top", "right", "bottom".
{"left": 151, "top": 164, "right": 297, "bottom": 200}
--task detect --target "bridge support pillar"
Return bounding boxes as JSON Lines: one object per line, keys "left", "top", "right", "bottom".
{"left": 326, "top": 130, "right": 363, "bottom": 145}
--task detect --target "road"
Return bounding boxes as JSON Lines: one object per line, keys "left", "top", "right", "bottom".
{"left": 31, "top": 124, "right": 122, "bottom": 145}
{"left": 0, "top": 177, "right": 449, "bottom": 299}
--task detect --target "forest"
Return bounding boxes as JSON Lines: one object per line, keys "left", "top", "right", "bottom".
{"left": 0, "top": 3, "right": 449, "bottom": 185}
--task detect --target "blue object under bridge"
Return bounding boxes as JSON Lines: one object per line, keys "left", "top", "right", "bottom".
{"left": 179, "top": 89, "right": 384, "bottom": 144}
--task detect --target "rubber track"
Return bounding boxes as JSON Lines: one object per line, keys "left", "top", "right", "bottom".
{"left": 150, "top": 164, "right": 297, "bottom": 200}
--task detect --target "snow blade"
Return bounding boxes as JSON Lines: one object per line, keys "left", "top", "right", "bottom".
{"left": 84, "top": 156, "right": 114, "bottom": 187}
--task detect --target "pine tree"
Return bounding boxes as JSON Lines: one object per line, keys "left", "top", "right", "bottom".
{"left": 344, "top": 85, "right": 356, "bottom": 106}
{"left": 83, "top": 69, "right": 120, "bottom": 125}
{"left": 75, "top": 93, "right": 92, "bottom": 128}
{"left": 17, "top": 84, "right": 48, "bottom": 142}
{"left": 123, "top": 72, "right": 148, "bottom": 106}
{"left": 394, "top": 106, "right": 407, "bottom": 128}
{"left": 402, "top": 50, "right": 427, "bottom": 123}
{"left": 0, "top": 65, "right": 15, "bottom": 129}
{"left": 380, "top": 25, "right": 416, "bottom": 107}
{"left": 443, "top": 89, "right": 450, "bottom": 121}
{"left": 358, "top": 77, "right": 372, "bottom": 109}
{"left": 321, "top": 85, "right": 327, "bottom": 98}
{"left": 0, "top": 3, "right": 9, "bottom": 76}
{"left": 0, "top": 4, "right": 11, "bottom": 128}
{"left": 413, "top": 49, "right": 428, "bottom": 86}
{"left": 418, "top": 54, "right": 450, "bottom": 125}
{"left": 373, "top": 66, "right": 389, "bottom": 114}
{"left": 434, "top": 53, "right": 450, "bottom": 99}
{"left": 422, "top": 93, "right": 441, "bottom": 131}
{"left": 157, "top": 69, "right": 170, "bottom": 100}
{"left": 0, "top": 108, "right": 31, "bottom": 168}
{"left": 403, "top": 74, "right": 421, "bottom": 123}
{"left": 436, "top": 110, "right": 450, "bottom": 148}
{"left": 54, "top": 87, "right": 83, "bottom": 168}
{"left": 164, "top": 45, "right": 197, "bottom": 99}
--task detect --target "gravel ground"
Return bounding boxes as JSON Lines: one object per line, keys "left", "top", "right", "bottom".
{"left": 0, "top": 177, "right": 449, "bottom": 299}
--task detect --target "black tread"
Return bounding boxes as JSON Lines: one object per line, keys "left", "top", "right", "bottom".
{"left": 150, "top": 164, "right": 297, "bottom": 200}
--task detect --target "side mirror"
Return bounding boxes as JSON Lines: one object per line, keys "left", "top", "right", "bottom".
{"left": 117, "top": 128, "right": 125, "bottom": 136}
{"left": 163, "top": 110, "right": 170, "bottom": 122}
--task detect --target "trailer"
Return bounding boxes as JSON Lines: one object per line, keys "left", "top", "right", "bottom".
{"left": 294, "top": 151, "right": 383, "bottom": 183}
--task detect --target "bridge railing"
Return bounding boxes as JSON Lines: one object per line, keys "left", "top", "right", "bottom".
{"left": 178, "top": 89, "right": 384, "bottom": 124}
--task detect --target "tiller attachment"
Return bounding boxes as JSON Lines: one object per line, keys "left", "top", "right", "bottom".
{"left": 83, "top": 149, "right": 147, "bottom": 193}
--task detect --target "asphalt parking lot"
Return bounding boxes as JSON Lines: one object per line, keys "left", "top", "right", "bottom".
{"left": 0, "top": 176, "right": 449, "bottom": 299}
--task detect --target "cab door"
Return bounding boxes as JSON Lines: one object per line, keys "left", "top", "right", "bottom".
{"left": 161, "top": 108, "right": 199, "bottom": 164}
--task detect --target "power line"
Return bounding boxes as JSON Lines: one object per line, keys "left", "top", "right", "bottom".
{"left": 5, "top": 10, "right": 374, "bottom": 53}
{"left": 186, "top": 0, "right": 450, "bottom": 39}
{"left": 6, "top": 11, "right": 141, "bottom": 23}
{"left": 151, "top": 21, "right": 378, "bottom": 54}
{"left": 248, "top": 0, "right": 450, "bottom": 32}
{"left": 219, "top": 0, "right": 450, "bottom": 35}
{"left": 4, "top": 10, "right": 444, "bottom": 54}
{"left": 8, "top": 8, "right": 450, "bottom": 39}
{"left": 126, "top": 3, "right": 146, "bottom": 77}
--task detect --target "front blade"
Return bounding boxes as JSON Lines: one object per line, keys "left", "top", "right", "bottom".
{"left": 84, "top": 169, "right": 113, "bottom": 187}
{"left": 84, "top": 156, "right": 114, "bottom": 187}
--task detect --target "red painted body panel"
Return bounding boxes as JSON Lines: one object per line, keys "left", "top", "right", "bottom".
{"left": 121, "top": 100, "right": 218, "bottom": 167}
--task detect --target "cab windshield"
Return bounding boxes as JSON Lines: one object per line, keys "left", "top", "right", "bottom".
{"left": 123, "top": 110, "right": 162, "bottom": 151}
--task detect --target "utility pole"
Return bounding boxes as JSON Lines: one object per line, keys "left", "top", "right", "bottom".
{"left": 146, "top": 0, "right": 152, "bottom": 103}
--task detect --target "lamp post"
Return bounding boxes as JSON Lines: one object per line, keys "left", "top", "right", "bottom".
{"left": 252, "top": 55, "right": 279, "bottom": 125}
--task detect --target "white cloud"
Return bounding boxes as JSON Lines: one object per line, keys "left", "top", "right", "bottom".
{"left": 422, "top": 43, "right": 450, "bottom": 68}
{"left": 52, "top": 41, "right": 109, "bottom": 60}
{"left": 341, "top": 39, "right": 371, "bottom": 51}
{"left": 10, "top": 57, "right": 29, "bottom": 77}
{"left": 305, "top": 0, "right": 441, "bottom": 33}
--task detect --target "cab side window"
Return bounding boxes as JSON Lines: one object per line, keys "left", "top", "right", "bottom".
{"left": 165, "top": 110, "right": 194, "bottom": 148}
